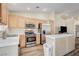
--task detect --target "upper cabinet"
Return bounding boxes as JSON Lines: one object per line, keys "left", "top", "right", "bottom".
{"left": 8, "top": 14, "right": 25, "bottom": 28}
{"left": 8, "top": 14, "right": 48, "bottom": 29}
{"left": 0, "top": 3, "right": 8, "bottom": 25}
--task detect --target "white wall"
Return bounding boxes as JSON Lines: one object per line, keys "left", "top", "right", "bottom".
{"left": 66, "top": 18, "right": 75, "bottom": 35}
{"left": 55, "top": 13, "right": 75, "bottom": 35}
{"left": 74, "top": 17, "right": 79, "bottom": 25}
{"left": 74, "top": 17, "right": 79, "bottom": 37}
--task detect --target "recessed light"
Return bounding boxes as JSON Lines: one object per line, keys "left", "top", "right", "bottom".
{"left": 27, "top": 8, "right": 30, "bottom": 11}
{"left": 42, "top": 8, "right": 47, "bottom": 12}
{"left": 36, "top": 6, "right": 40, "bottom": 8}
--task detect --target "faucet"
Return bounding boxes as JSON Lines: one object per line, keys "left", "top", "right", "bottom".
{"left": 2, "top": 31, "right": 7, "bottom": 39}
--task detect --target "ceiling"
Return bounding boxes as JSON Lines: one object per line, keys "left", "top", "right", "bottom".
{"left": 7, "top": 3, "right": 79, "bottom": 16}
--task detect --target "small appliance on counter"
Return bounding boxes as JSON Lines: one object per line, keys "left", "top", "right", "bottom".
{"left": 59, "top": 26, "right": 67, "bottom": 33}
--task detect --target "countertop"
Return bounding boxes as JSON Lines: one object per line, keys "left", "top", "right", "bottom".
{"left": 0, "top": 36, "right": 19, "bottom": 48}
{"left": 46, "top": 34, "right": 74, "bottom": 39}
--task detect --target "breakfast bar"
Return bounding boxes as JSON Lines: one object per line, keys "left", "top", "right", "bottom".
{"left": 0, "top": 36, "right": 19, "bottom": 56}
{"left": 45, "top": 34, "right": 75, "bottom": 56}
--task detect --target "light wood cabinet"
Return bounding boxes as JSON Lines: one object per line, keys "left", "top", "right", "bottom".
{"left": 8, "top": 14, "right": 47, "bottom": 29}
{"left": 19, "top": 34, "right": 26, "bottom": 48}
{"left": 25, "top": 18, "right": 42, "bottom": 28}
{"left": 8, "top": 14, "right": 25, "bottom": 28}
{"left": 0, "top": 3, "right": 8, "bottom": 25}
{"left": 36, "top": 34, "right": 40, "bottom": 45}
{"left": 16, "top": 16, "right": 25, "bottom": 28}
{"left": 8, "top": 15, "right": 17, "bottom": 28}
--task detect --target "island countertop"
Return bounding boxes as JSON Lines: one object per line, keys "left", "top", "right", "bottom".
{"left": 44, "top": 33, "right": 75, "bottom": 56}
{"left": 46, "top": 34, "right": 74, "bottom": 39}
{"left": 0, "top": 36, "right": 19, "bottom": 48}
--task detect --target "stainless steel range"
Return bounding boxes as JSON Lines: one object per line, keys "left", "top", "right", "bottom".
{"left": 25, "top": 31, "right": 36, "bottom": 47}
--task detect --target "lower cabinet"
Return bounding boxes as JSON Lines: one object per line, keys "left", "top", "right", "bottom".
{"left": 19, "top": 34, "right": 26, "bottom": 48}
{"left": 36, "top": 34, "right": 40, "bottom": 45}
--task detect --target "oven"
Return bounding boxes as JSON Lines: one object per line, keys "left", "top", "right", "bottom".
{"left": 26, "top": 36, "right": 36, "bottom": 42}
{"left": 25, "top": 31, "right": 36, "bottom": 47}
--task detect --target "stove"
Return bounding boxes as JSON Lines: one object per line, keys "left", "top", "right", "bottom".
{"left": 25, "top": 31, "right": 36, "bottom": 47}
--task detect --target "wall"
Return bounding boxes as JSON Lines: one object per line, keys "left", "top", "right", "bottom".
{"left": 74, "top": 17, "right": 79, "bottom": 25}
{"left": 74, "top": 17, "right": 79, "bottom": 37}
{"left": 55, "top": 13, "right": 75, "bottom": 35}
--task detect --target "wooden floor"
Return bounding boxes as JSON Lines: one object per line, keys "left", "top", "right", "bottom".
{"left": 20, "top": 45, "right": 44, "bottom": 56}
{"left": 20, "top": 38, "right": 79, "bottom": 56}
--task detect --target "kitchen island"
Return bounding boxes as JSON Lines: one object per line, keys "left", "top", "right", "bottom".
{"left": 0, "top": 36, "right": 19, "bottom": 56}
{"left": 45, "top": 34, "right": 75, "bottom": 56}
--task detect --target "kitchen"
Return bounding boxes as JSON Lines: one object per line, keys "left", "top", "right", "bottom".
{"left": 0, "top": 3, "right": 53, "bottom": 56}
{"left": 0, "top": 3, "right": 78, "bottom": 56}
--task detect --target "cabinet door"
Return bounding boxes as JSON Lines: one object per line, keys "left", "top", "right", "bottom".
{"left": 8, "top": 15, "right": 17, "bottom": 28}
{"left": 8, "top": 14, "right": 25, "bottom": 28}
{"left": 36, "top": 34, "right": 40, "bottom": 45}
{"left": 55, "top": 38, "right": 67, "bottom": 56}
{"left": 66, "top": 36, "right": 75, "bottom": 53}
{"left": 1, "top": 3, "right": 8, "bottom": 25}
{"left": 16, "top": 18, "right": 25, "bottom": 28}
{"left": 0, "top": 4, "right": 1, "bottom": 17}
{"left": 19, "top": 35, "right": 26, "bottom": 48}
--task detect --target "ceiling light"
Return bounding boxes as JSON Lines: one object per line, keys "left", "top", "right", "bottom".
{"left": 36, "top": 6, "right": 39, "bottom": 8}
{"left": 27, "top": 8, "right": 30, "bottom": 11}
{"left": 42, "top": 8, "right": 47, "bottom": 12}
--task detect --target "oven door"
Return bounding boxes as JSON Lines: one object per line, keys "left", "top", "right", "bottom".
{"left": 26, "top": 37, "right": 36, "bottom": 42}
